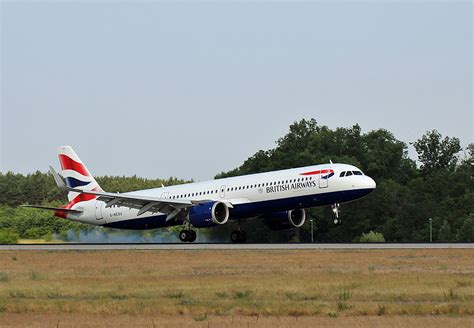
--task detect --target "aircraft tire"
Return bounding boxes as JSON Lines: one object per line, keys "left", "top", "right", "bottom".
{"left": 188, "top": 230, "right": 197, "bottom": 242}
{"left": 179, "top": 230, "right": 189, "bottom": 242}
{"left": 230, "top": 230, "right": 247, "bottom": 243}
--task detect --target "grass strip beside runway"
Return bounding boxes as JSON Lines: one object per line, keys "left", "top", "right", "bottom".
{"left": 0, "top": 249, "right": 473, "bottom": 327}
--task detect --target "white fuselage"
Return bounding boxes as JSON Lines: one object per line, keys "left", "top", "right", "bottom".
{"left": 68, "top": 163, "right": 376, "bottom": 230}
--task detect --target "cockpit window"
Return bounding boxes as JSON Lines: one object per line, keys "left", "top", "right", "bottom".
{"left": 353, "top": 171, "right": 363, "bottom": 176}
{"left": 345, "top": 171, "right": 353, "bottom": 177}
{"left": 339, "top": 171, "right": 346, "bottom": 177}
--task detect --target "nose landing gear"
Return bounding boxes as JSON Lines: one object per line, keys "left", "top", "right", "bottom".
{"left": 332, "top": 203, "right": 342, "bottom": 225}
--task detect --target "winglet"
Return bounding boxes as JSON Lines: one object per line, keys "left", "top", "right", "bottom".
{"left": 49, "top": 166, "right": 67, "bottom": 191}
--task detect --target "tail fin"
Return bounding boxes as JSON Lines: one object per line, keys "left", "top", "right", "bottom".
{"left": 57, "top": 146, "right": 103, "bottom": 201}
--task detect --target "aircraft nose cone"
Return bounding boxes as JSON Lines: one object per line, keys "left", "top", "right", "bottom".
{"left": 367, "top": 176, "right": 376, "bottom": 190}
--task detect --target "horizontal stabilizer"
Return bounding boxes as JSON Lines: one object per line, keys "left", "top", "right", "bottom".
{"left": 49, "top": 165, "right": 67, "bottom": 190}
{"left": 19, "top": 205, "right": 83, "bottom": 213}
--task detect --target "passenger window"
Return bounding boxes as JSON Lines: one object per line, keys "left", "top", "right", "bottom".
{"left": 340, "top": 172, "right": 345, "bottom": 177}
{"left": 346, "top": 171, "right": 353, "bottom": 177}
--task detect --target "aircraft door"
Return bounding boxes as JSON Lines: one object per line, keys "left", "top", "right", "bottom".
{"left": 319, "top": 168, "right": 329, "bottom": 189}
{"left": 95, "top": 200, "right": 104, "bottom": 221}
{"left": 220, "top": 185, "right": 226, "bottom": 198}
{"left": 161, "top": 192, "right": 169, "bottom": 199}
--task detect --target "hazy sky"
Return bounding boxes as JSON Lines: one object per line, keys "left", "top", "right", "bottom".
{"left": 1, "top": 1, "right": 472, "bottom": 181}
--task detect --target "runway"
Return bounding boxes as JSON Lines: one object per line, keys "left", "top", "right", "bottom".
{"left": 0, "top": 243, "right": 472, "bottom": 251}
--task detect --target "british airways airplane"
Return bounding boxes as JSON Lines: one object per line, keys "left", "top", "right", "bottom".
{"left": 23, "top": 146, "right": 376, "bottom": 242}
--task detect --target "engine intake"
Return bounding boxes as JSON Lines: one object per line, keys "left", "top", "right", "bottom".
{"left": 262, "top": 209, "right": 306, "bottom": 230}
{"left": 188, "top": 201, "right": 230, "bottom": 228}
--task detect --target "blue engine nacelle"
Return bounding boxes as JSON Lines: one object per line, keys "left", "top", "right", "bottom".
{"left": 188, "top": 201, "right": 230, "bottom": 228}
{"left": 262, "top": 209, "right": 306, "bottom": 231}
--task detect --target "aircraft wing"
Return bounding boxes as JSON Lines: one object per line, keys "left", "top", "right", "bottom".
{"left": 70, "top": 188, "right": 197, "bottom": 219}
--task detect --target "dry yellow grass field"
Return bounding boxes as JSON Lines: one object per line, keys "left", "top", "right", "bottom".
{"left": 0, "top": 249, "right": 473, "bottom": 327}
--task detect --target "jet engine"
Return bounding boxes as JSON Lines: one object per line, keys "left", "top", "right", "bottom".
{"left": 262, "top": 209, "right": 306, "bottom": 230}
{"left": 188, "top": 201, "right": 230, "bottom": 228}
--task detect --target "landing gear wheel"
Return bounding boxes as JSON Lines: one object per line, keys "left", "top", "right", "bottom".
{"left": 230, "top": 231, "right": 239, "bottom": 243}
{"left": 239, "top": 231, "right": 247, "bottom": 243}
{"left": 188, "top": 230, "right": 197, "bottom": 242}
{"left": 179, "top": 230, "right": 189, "bottom": 242}
{"left": 333, "top": 218, "right": 339, "bottom": 225}
{"left": 179, "top": 230, "right": 197, "bottom": 242}
{"left": 230, "top": 230, "right": 247, "bottom": 243}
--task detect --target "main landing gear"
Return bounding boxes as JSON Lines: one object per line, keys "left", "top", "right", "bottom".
{"left": 230, "top": 230, "right": 247, "bottom": 243}
{"left": 332, "top": 203, "right": 342, "bottom": 225}
{"left": 179, "top": 229, "right": 197, "bottom": 242}
{"left": 230, "top": 220, "right": 247, "bottom": 243}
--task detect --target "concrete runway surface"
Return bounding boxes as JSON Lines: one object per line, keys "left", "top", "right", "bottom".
{"left": 0, "top": 243, "right": 472, "bottom": 251}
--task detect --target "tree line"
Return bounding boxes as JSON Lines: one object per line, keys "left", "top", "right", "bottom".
{"left": 0, "top": 119, "right": 472, "bottom": 243}
{"left": 214, "top": 119, "right": 473, "bottom": 242}
{"left": 0, "top": 175, "right": 189, "bottom": 242}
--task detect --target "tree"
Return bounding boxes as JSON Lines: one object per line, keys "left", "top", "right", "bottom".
{"left": 438, "top": 220, "right": 453, "bottom": 242}
{"left": 456, "top": 214, "right": 474, "bottom": 242}
{"left": 0, "top": 228, "right": 19, "bottom": 244}
{"left": 358, "top": 231, "right": 385, "bottom": 242}
{"left": 412, "top": 130, "right": 461, "bottom": 174}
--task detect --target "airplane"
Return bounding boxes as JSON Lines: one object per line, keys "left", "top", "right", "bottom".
{"left": 22, "top": 146, "right": 376, "bottom": 242}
